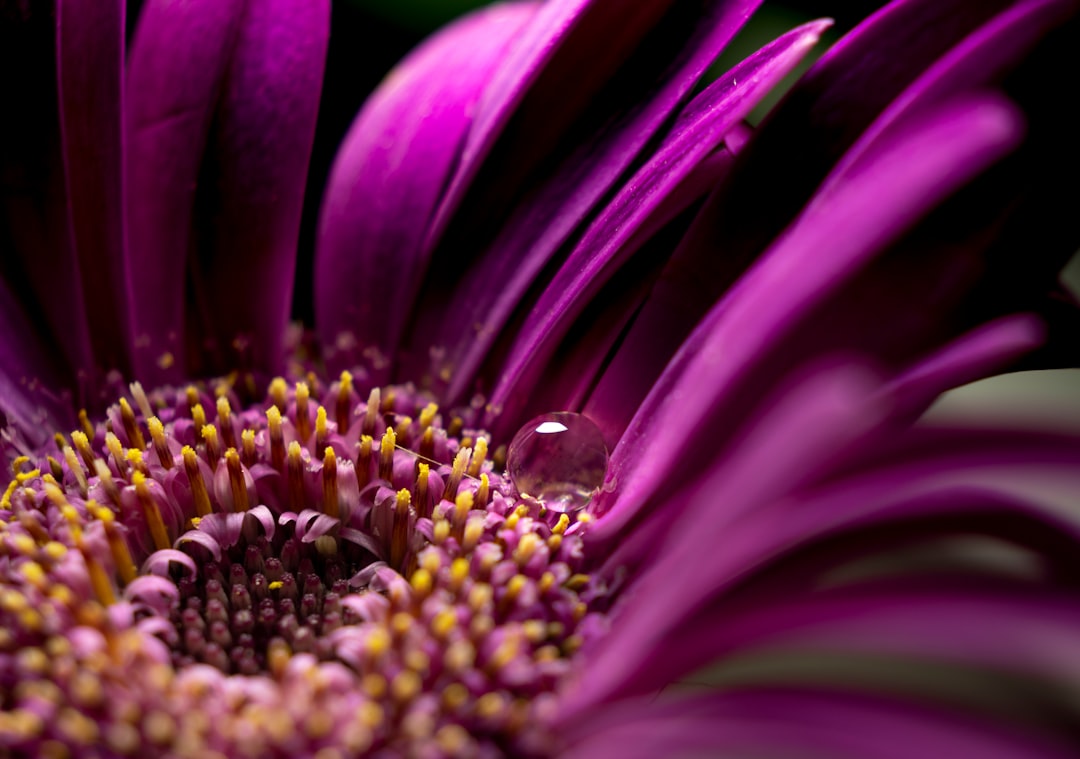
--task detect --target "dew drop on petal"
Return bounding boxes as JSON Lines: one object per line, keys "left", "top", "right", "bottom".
{"left": 507, "top": 412, "right": 608, "bottom": 513}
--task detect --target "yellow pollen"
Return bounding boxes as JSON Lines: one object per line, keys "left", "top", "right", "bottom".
{"left": 435, "top": 724, "right": 471, "bottom": 754}
{"left": 523, "top": 620, "right": 547, "bottom": 644}
{"left": 78, "top": 538, "right": 117, "bottom": 606}
{"left": 441, "top": 682, "right": 469, "bottom": 712}
{"left": 475, "top": 473, "right": 490, "bottom": 510}
{"left": 125, "top": 448, "right": 149, "bottom": 477}
{"left": 565, "top": 573, "right": 590, "bottom": 591}
{"left": 433, "top": 519, "right": 450, "bottom": 545}
{"left": 105, "top": 432, "right": 126, "bottom": 474}
{"left": 552, "top": 513, "right": 570, "bottom": 535}
{"left": 363, "top": 387, "right": 381, "bottom": 436}
{"left": 191, "top": 402, "right": 207, "bottom": 434}
{"left": 156, "top": 351, "right": 174, "bottom": 369}
{"left": 241, "top": 428, "right": 256, "bottom": 465}
{"left": 366, "top": 627, "right": 391, "bottom": 658}
{"left": 269, "top": 377, "right": 288, "bottom": 412}
{"left": 391, "top": 611, "right": 413, "bottom": 637}
{"left": 563, "top": 634, "right": 584, "bottom": 655}
{"left": 538, "top": 572, "right": 556, "bottom": 594}
{"left": 266, "top": 405, "right": 285, "bottom": 472}
{"left": 514, "top": 533, "right": 542, "bottom": 565}
{"left": 335, "top": 370, "right": 354, "bottom": 431}
{"left": 415, "top": 462, "right": 431, "bottom": 518}
{"left": 379, "top": 428, "right": 397, "bottom": 481}
{"left": 62, "top": 445, "right": 87, "bottom": 494}
{"left": 488, "top": 636, "right": 519, "bottom": 671}
{"left": 505, "top": 574, "right": 527, "bottom": 604}
{"left": 20, "top": 561, "right": 47, "bottom": 589}
{"left": 442, "top": 447, "right": 471, "bottom": 501}
{"left": 118, "top": 398, "right": 146, "bottom": 450}
{"left": 129, "top": 381, "right": 153, "bottom": 420}
{"left": 476, "top": 692, "right": 506, "bottom": 721}
{"left": 181, "top": 447, "right": 212, "bottom": 518}
{"left": 216, "top": 397, "right": 236, "bottom": 449}
{"left": 576, "top": 511, "right": 594, "bottom": 524}
{"left": 147, "top": 417, "right": 173, "bottom": 469}
{"left": 547, "top": 533, "right": 563, "bottom": 552}
{"left": 70, "top": 430, "right": 96, "bottom": 470}
{"left": 43, "top": 541, "right": 67, "bottom": 561}
{"left": 410, "top": 567, "right": 433, "bottom": 596}
{"left": 462, "top": 516, "right": 484, "bottom": 553}
{"left": 357, "top": 434, "right": 374, "bottom": 489}
{"left": 201, "top": 424, "right": 221, "bottom": 467}
{"left": 287, "top": 442, "right": 306, "bottom": 512}
{"left": 133, "top": 472, "right": 171, "bottom": 551}
{"left": 468, "top": 583, "right": 493, "bottom": 612}
{"left": 295, "top": 381, "right": 311, "bottom": 441}
{"left": 444, "top": 639, "right": 476, "bottom": 672}
{"left": 315, "top": 405, "right": 329, "bottom": 458}
{"left": 184, "top": 385, "right": 200, "bottom": 410}
{"left": 224, "top": 448, "right": 249, "bottom": 511}
{"left": 358, "top": 701, "right": 384, "bottom": 730}
{"left": 418, "top": 402, "right": 438, "bottom": 430}
{"left": 431, "top": 608, "right": 457, "bottom": 639}
{"left": 467, "top": 437, "right": 488, "bottom": 477}
{"left": 77, "top": 409, "right": 95, "bottom": 439}
{"left": 452, "top": 491, "right": 473, "bottom": 541}
{"left": 393, "top": 416, "right": 411, "bottom": 444}
{"left": 361, "top": 672, "right": 387, "bottom": 699}
{"left": 449, "top": 557, "right": 470, "bottom": 591}
{"left": 91, "top": 502, "right": 136, "bottom": 584}
{"left": 322, "top": 447, "right": 340, "bottom": 519}
{"left": 143, "top": 711, "right": 177, "bottom": 746}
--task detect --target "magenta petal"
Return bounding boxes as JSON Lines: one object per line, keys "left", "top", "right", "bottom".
{"left": 417, "top": 0, "right": 764, "bottom": 400}
{"left": 175, "top": 529, "right": 223, "bottom": 563}
{"left": 126, "top": 0, "right": 247, "bottom": 383}
{"left": 56, "top": 0, "right": 129, "bottom": 374}
{"left": 128, "top": 0, "right": 329, "bottom": 383}
{"left": 486, "top": 20, "right": 830, "bottom": 430}
{"left": 314, "top": 3, "right": 538, "bottom": 381}
{"left": 590, "top": 95, "right": 1023, "bottom": 522}
{"left": 140, "top": 548, "right": 198, "bottom": 578}
{"left": 123, "top": 574, "right": 180, "bottom": 615}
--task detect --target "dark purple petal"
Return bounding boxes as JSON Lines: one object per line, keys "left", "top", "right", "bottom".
{"left": 591, "top": 95, "right": 1022, "bottom": 522}
{"left": 175, "top": 528, "right": 223, "bottom": 562}
{"left": 314, "top": 3, "right": 538, "bottom": 382}
{"left": 486, "top": 20, "right": 830, "bottom": 432}
{"left": 56, "top": 0, "right": 129, "bottom": 373}
{"left": 141, "top": 548, "right": 198, "bottom": 578}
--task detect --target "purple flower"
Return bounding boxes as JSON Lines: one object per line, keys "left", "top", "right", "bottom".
{"left": 2, "top": 0, "right": 1080, "bottom": 757}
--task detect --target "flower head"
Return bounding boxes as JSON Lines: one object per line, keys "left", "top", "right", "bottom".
{"left": 2, "top": 0, "right": 1080, "bottom": 757}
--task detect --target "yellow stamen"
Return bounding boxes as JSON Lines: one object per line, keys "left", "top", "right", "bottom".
{"left": 475, "top": 473, "right": 490, "bottom": 510}
{"left": 315, "top": 405, "right": 328, "bottom": 459}
{"left": 269, "top": 377, "right": 288, "bottom": 413}
{"left": 418, "top": 402, "right": 438, "bottom": 431}
{"left": 418, "top": 426, "right": 435, "bottom": 461}
{"left": 514, "top": 533, "right": 542, "bottom": 565}
{"left": 295, "top": 381, "right": 311, "bottom": 442}
{"left": 452, "top": 491, "right": 473, "bottom": 542}
{"left": 147, "top": 417, "right": 172, "bottom": 469}
{"left": 448, "top": 557, "right": 470, "bottom": 592}
{"left": 363, "top": 387, "right": 380, "bottom": 437}
{"left": 77, "top": 537, "right": 116, "bottom": 606}
{"left": 216, "top": 397, "right": 236, "bottom": 449}
{"left": 322, "top": 448, "right": 339, "bottom": 520}
{"left": 77, "top": 409, "right": 95, "bottom": 440}
{"left": 266, "top": 405, "right": 285, "bottom": 472}
{"left": 391, "top": 489, "right": 411, "bottom": 568}
{"left": 62, "top": 445, "right": 87, "bottom": 495}
{"left": 335, "top": 370, "right": 353, "bottom": 431}
{"left": 118, "top": 398, "right": 145, "bottom": 450}
{"left": 70, "top": 431, "right": 96, "bottom": 470}
{"left": 241, "top": 428, "right": 256, "bottom": 466}
{"left": 462, "top": 516, "right": 484, "bottom": 553}
{"left": 129, "top": 381, "right": 153, "bottom": 420}
{"left": 379, "top": 428, "right": 396, "bottom": 482}
{"left": 181, "top": 447, "right": 212, "bottom": 518}
{"left": 287, "top": 441, "right": 306, "bottom": 511}
{"left": 202, "top": 424, "right": 221, "bottom": 469}
{"left": 191, "top": 402, "right": 207, "bottom": 433}
{"left": 442, "top": 447, "right": 471, "bottom": 501}
{"left": 414, "top": 463, "right": 430, "bottom": 519}
{"left": 125, "top": 448, "right": 149, "bottom": 477}
{"left": 133, "top": 472, "right": 171, "bottom": 551}
{"left": 104, "top": 432, "right": 126, "bottom": 476}
{"left": 224, "top": 448, "right": 249, "bottom": 512}
{"left": 394, "top": 415, "right": 412, "bottom": 444}
{"left": 466, "top": 437, "right": 488, "bottom": 477}
{"left": 90, "top": 503, "right": 136, "bottom": 584}
{"left": 185, "top": 385, "right": 200, "bottom": 411}
{"left": 552, "top": 513, "right": 570, "bottom": 535}
{"left": 357, "top": 435, "right": 373, "bottom": 489}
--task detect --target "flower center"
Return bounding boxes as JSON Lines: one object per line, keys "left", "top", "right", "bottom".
{"left": 1, "top": 373, "right": 611, "bottom": 755}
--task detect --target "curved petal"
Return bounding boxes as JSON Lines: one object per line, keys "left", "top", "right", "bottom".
{"left": 592, "top": 95, "right": 1022, "bottom": 523}
{"left": 485, "top": 20, "right": 831, "bottom": 431}
{"left": 314, "top": 3, "right": 539, "bottom": 381}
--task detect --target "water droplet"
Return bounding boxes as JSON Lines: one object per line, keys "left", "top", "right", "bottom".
{"left": 507, "top": 412, "right": 608, "bottom": 513}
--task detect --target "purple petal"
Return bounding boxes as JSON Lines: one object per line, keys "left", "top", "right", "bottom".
{"left": 123, "top": 575, "right": 180, "bottom": 615}
{"left": 314, "top": 3, "right": 538, "bottom": 381}
{"left": 590, "top": 95, "right": 1023, "bottom": 523}
{"left": 128, "top": 0, "right": 329, "bottom": 382}
{"left": 140, "top": 548, "right": 197, "bottom": 578}
{"left": 486, "top": 20, "right": 830, "bottom": 431}
{"left": 175, "top": 528, "right": 223, "bottom": 562}
{"left": 411, "top": 0, "right": 764, "bottom": 399}
{"left": 56, "top": 0, "right": 129, "bottom": 373}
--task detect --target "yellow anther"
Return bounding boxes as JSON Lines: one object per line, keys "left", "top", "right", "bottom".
{"left": 181, "top": 447, "right": 212, "bottom": 518}
{"left": 268, "top": 580, "right": 284, "bottom": 591}
{"left": 266, "top": 405, "right": 285, "bottom": 472}
{"left": 315, "top": 405, "right": 329, "bottom": 458}
{"left": 118, "top": 398, "right": 145, "bottom": 450}
{"left": 418, "top": 402, "right": 438, "bottom": 431}
{"left": 467, "top": 437, "right": 488, "bottom": 477}
{"left": 43, "top": 541, "right": 67, "bottom": 562}
{"left": 462, "top": 516, "right": 485, "bottom": 553}
{"left": 452, "top": 490, "right": 473, "bottom": 541}
{"left": 21, "top": 561, "right": 47, "bottom": 589}
{"left": 468, "top": 583, "right": 493, "bottom": 612}
{"left": 475, "top": 473, "right": 490, "bottom": 510}
{"left": 505, "top": 574, "right": 527, "bottom": 605}
{"left": 576, "top": 511, "right": 594, "bottom": 524}
{"left": 190, "top": 403, "right": 207, "bottom": 434}
{"left": 43, "top": 480, "right": 68, "bottom": 509}
{"left": 224, "top": 448, "right": 249, "bottom": 512}
{"left": 547, "top": 533, "right": 563, "bottom": 552}
{"left": 62, "top": 445, "right": 87, "bottom": 494}
{"left": 269, "top": 377, "right": 288, "bottom": 413}
{"left": 564, "top": 573, "right": 590, "bottom": 591}
{"left": 321, "top": 447, "right": 339, "bottom": 520}
{"left": 129, "top": 381, "right": 153, "bottom": 420}
{"left": 201, "top": 424, "right": 221, "bottom": 468}
{"left": 476, "top": 692, "right": 507, "bottom": 721}
{"left": 184, "top": 385, "right": 200, "bottom": 410}
{"left": 573, "top": 602, "right": 588, "bottom": 622}
{"left": 563, "top": 634, "right": 584, "bottom": 655}
{"left": 358, "top": 701, "right": 384, "bottom": 730}
{"left": 488, "top": 636, "right": 519, "bottom": 671}
{"left": 90, "top": 501, "right": 135, "bottom": 585}
{"left": 538, "top": 572, "right": 556, "bottom": 594}
{"left": 414, "top": 462, "right": 431, "bottom": 519}
{"left": 404, "top": 648, "right": 430, "bottom": 675}
{"left": 523, "top": 620, "right": 547, "bottom": 644}
{"left": 361, "top": 672, "right": 387, "bottom": 699}
{"left": 77, "top": 409, "right": 95, "bottom": 440}
{"left": 78, "top": 540, "right": 117, "bottom": 606}
{"left": 287, "top": 441, "right": 306, "bottom": 511}
{"left": 391, "top": 611, "right": 413, "bottom": 637}
{"left": 104, "top": 432, "right": 126, "bottom": 474}
{"left": 125, "top": 448, "right": 149, "bottom": 477}
{"left": 295, "top": 381, "right": 311, "bottom": 442}
{"left": 335, "top": 370, "right": 354, "bottom": 431}
{"left": 216, "top": 396, "right": 236, "bottom": 449}
{"left": 378, "top": 427, "right": 396, "bottom": 481}
{"left": 365, "top": 626, "right": 391, "bottom": 659}
{"left": 133, "top": 472, "right": 170, "bottom": 552}
{"left": 514, "top": 533, "right": 542, "bottom": 565}
{"left": 410, "top": 568, "right": 433, "bottom": 596}
{"left": 419, "top": 426, "right": 435, "bottom": 460}
{"left": 356, "top": 434, "right": 374, "bottom": 489}
{"left": 70, "top": 430, "right": 96, "bottom": 470}
{"left": 241, "top": 428, "right": 256, "bottom": 465}
{"left": 435, "top": 724, "right": 472, "bottom": 754}
{"left": 362, "top": 387, "right": 381, "bottom": 436}
{"left": 304, "top": 711, "right": 334, "bottom": 740}
{"left": 143, "top": 711, "right": 177, "bottom": 746}
{"left": 552, "top": 513, "right": 570, "bottom": 535}
{"left": 449, "top": 557, "right": 470, "bottom": 591}
{"left": 442, "top": 446, "right": 471, "bottom": 501}
{"left": 431, "top": 608, "right": 457, "bottom": 639}
{"left": 444, "top": 639, "right": 476, "bottom": 672}
{"left": 146, "top": 417, "right": 173, "bottom": 469}
{"left": 433, "top": 519, "right": 450, "bottom": 545}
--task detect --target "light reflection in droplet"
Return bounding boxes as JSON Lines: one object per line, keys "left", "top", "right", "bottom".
{"left": 506, "top": 412, "right": 608, "bottom": 513}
